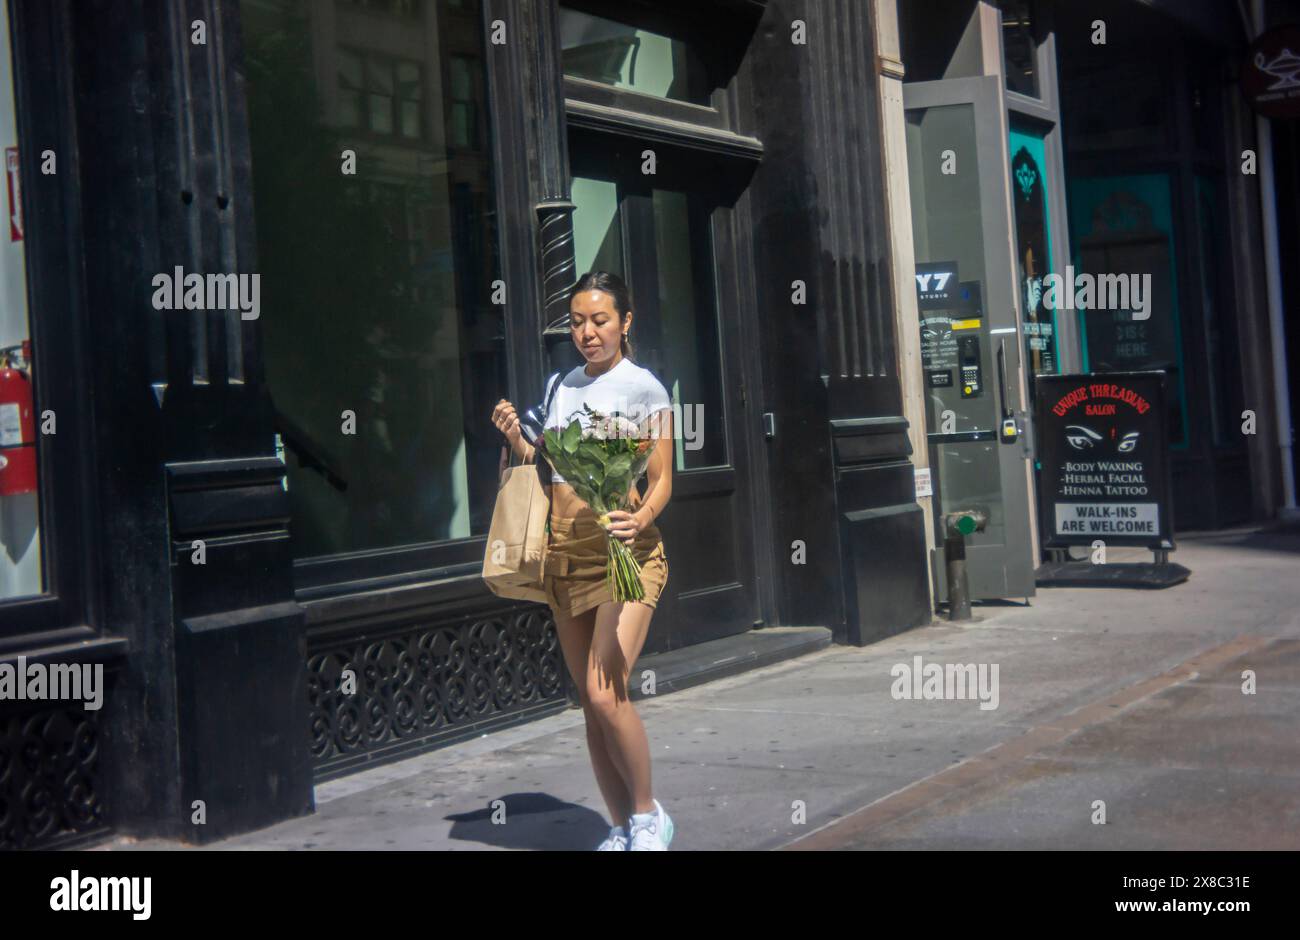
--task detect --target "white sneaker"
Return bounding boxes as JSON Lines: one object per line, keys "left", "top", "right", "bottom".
{"left": 627, "top": 799, "right": 674, "bottom": 851}
{"left": 595, "top": 825, "right": 628, "bottom": 851}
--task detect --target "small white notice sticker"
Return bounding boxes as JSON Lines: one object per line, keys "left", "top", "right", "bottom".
{"left": 0, "top": 402, "right": 20, "bottom": 446}
{"left": 914, "top": 466, "right": 933, "bottom": 499}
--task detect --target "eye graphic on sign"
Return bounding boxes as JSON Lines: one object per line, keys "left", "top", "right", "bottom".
{"left": 920, "top": 320, "right": 953, "bottom": 342}
{"left": 1117, "top": 431, "right": 1140, "bottom": 453}
{"left": 1065, "top": 425, "right": 1102, "bottom": 450}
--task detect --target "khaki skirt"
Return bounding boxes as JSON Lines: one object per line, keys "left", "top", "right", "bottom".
{"left": 543, "top": 506, "right": 668, "bottom": 618}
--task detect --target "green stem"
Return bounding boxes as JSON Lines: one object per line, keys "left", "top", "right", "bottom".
{"left": 606, "top": 533, "right": 645, "bottom": 602}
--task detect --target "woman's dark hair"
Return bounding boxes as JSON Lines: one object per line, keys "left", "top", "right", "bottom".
{"left": 569, "top": 271, "right": 635, "bottom": 361}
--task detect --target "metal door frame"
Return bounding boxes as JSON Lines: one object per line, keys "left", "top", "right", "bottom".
{"left": 903, "top": 74, "right": 1037, "bottom": 600}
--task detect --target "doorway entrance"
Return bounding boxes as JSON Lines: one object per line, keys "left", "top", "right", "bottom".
{"left": 563, "top": 127, "right": 763, "bottom": 649}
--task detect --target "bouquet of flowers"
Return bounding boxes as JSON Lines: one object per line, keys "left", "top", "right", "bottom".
{"left": 538, "top": 405, "right": 659, "bottom": 602}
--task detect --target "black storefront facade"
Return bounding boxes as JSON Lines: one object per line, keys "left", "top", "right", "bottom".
{"left": 0, "top": 0, "right": 932, "bottom": 849}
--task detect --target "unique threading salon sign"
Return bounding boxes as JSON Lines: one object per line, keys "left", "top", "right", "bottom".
{"left": 1034, "top": 372, "right": 1174, "bottom": 550}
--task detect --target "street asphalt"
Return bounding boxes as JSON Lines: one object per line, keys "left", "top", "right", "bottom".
{"left": 96, "top": 525, "right": 1300, "bottom": 851}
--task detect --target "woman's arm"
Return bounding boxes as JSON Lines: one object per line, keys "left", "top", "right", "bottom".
{"left": 634, "top": 408, "right": 673, "bottom": 528}
{"left": 513, "top": 439, "right": 536, "bottom": 463}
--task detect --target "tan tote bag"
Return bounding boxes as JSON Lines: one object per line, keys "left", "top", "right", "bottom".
{"left": 481, "top": 454, "right": 551, "bottom": 603}
{"left": 481, "top": 373, "right": 561, "bottom": 603}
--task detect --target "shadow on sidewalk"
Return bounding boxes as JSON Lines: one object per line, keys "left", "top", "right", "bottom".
{"left": 444, "top": 793, "right": 613, "bottom": 850}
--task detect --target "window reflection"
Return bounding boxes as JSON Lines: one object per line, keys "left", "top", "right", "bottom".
{"left": 559, "top": 5, "right": 709, "bottom": 105}
{"left": 241, "top": 0, "right": 503, "bottom": 558}
{"left": 0, "top": 0, "right": 44, "bottom": 601}
{"left": 1068, "top": 175, "right": 1188, "bottom": 447}
{"left": 651, "top": 189, "right": 726, "bottom": 470}
{"left": 569, "top": 174, "right": 727, "bottom": 471}
{"left": 999, "top": 0, "right": 1039, "bottom": 99}
{"left": 571, "top": 176, "right": 623, "bottom": 278}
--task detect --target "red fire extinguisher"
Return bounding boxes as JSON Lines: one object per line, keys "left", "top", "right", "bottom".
{"left": 0, "top": 340, "right": 36, "bottom": 496}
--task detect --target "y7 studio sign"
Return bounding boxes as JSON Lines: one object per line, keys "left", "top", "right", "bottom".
{"left": 1035, "top": 372, "right": 1174, "bottom": 550}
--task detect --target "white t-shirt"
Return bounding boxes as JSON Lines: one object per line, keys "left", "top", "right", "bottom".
{"left": 543, "top": 357, "right": 672, "bottom": 485}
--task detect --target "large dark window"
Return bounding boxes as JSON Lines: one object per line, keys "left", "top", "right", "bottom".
{"left": 0, "top": 0, "right": 42, "bottom": 603}
{"left": 241, "top": 0, "right": 503, "bottom": 573}
{"left": 0, "top": 0, "right": 104, "bottom": 640}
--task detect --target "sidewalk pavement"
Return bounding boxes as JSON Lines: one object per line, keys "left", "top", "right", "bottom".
{"left": 97, "top": 526, "right": 1300, "bottom": 851}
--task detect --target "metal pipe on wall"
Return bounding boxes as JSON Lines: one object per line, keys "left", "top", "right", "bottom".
{"left": 1249, "top": 0, "right": 1299, "bottom": 514}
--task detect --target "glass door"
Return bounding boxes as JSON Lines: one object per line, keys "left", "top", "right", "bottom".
{"left": 1009, "top": 120, "right": 1062, "bottom": 401}
{"left": 904, "top": 76, "right": 1037, "bottom": 601}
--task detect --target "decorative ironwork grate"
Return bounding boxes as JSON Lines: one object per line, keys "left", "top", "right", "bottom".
{"left": 0, "top": 700, "right": 108, "bottom": 850}
{"left": 307, "top": 603, "right": 569, "bottom": 780}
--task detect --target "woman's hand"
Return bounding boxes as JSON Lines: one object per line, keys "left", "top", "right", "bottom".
{"left": 601, "top": 508, "right": 648, "bottom": 544}
{"left": 492, "top": 399, "right": 523, "bottom": 447}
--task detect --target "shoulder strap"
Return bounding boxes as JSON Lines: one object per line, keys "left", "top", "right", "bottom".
{"left": 533, "top": 372, "right": 564, "bottom": 484}
{"left": 542, "top": 370, "right": 562, "bottom": 419}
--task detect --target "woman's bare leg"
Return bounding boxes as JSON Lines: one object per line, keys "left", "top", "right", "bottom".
{"left": 585, "top": 601, "right": 657, "bottom": 816}
{"left": 552, "top": 605, "right": 634, "bottom": 826}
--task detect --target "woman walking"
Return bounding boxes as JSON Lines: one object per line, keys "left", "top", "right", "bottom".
{"left": 491, "top": 271, "right": 675, "bottom": 851}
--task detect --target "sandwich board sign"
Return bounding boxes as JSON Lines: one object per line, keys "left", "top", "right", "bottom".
{"left": 1034, "top": 371, "right": 1175, "bottom": 551}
